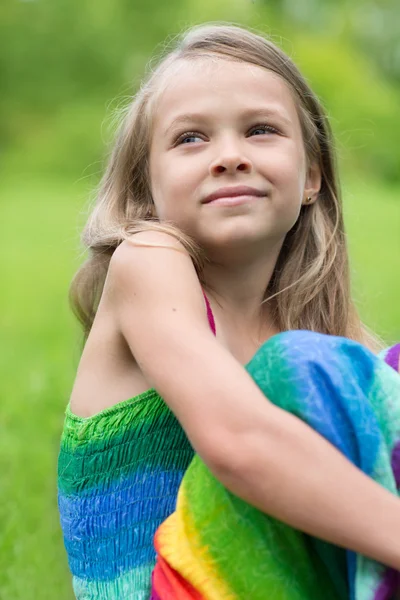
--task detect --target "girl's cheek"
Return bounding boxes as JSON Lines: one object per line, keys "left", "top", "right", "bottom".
{"left": 273, "top": 153, "right": 303, "bottom": 185}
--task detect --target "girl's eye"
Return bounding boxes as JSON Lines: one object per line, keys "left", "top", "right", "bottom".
{"left": 248, "top": 124, "right": 279, "bottom": 136}
{"left": 174, "top": 124, "right": 279, "bottom": 145}
{"left": 175, "top": 132, "right": 203, "bottom": 145}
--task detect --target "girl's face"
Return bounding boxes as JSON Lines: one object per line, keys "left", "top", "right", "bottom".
{"left": 149, "top": 58, "right": 320, "bottom": 256}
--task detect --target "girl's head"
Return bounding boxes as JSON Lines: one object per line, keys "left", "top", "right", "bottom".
{"left": 148, "top": 56, "right": 321, "bottom": 261}
{"left": 72, "top": 23, "right": 382, "bottom": 350}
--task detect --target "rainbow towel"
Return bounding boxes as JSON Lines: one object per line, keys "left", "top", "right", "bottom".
{"left": 151, "top": 331, "right": 400, "bottom": 600}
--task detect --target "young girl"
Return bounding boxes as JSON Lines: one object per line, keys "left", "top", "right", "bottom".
{"left": 58, "top": 23, "right": 400, "bottom": 600}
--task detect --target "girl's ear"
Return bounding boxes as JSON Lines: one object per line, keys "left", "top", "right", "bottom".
{"left": 302, "top": 162, "right": 322, "bottom": 206}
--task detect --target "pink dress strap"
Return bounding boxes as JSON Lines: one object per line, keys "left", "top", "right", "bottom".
{"left": 202, "top": 290, "right": 216, "bottom": 336}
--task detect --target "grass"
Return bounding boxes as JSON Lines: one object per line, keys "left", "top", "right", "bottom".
{"left": 0, "top": 176, "right": 84, "bottom": 600}
{"left": 0, "top": 171, "right": 398, "bottom": 599}
{"left": 343, "top": 174, "right": 400, "bottom": 344}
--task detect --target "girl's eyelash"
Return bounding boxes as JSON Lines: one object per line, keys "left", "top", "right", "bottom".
{"left": 248, "top": 123, "right": 279, "bottom": 135}
{"left": 175, "top": 131, "right": 201, "bottom": 145}
{"left": 174, "top": 123, "right": 279, "bottom": 145}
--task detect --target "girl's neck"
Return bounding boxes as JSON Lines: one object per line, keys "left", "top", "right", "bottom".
{"left": 202, "top": 250, "right": 280, "bottom": 345}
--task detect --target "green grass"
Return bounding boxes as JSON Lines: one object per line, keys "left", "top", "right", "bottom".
{"left": 0, "top": 176, "right": 84, "bottom": 600}
{"left": 343, "top": 174, "right": 400, "bottom": 344}
{"left": 0, "top": 172, "right": 398, "bottom": 599}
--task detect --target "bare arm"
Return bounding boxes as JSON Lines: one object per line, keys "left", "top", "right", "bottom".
{"left": 109, "top": 232, "right": 400, "bottom": 570}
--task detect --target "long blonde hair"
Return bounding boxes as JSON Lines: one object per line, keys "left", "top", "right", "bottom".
{"left": 70, "top": 23, "right": 383, "bottom": 351}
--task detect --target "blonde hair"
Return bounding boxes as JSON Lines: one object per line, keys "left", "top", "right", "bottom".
{"left": 70, "top": 23, "right": 383, "bottom": 351}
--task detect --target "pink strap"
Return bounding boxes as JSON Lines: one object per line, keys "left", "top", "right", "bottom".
{"left": 202, "top": 291, "right": 216, "bottom": 336}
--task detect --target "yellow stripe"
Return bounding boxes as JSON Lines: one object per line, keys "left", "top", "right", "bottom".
{"left": 156, "top": 481, "right": 234, "bottom": 599}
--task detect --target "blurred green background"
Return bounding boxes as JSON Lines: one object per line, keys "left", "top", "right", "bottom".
{"left": 1, "top": 0, "right": 399, "bottom": 598}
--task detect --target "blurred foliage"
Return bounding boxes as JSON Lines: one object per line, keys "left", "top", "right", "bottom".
{"left": 258, "top": 0, "right": 400, "bottom": 181}
{"left": 267, "top": 0, "right": 400, "bottom": 80}
{"left": 1, "top": 0, "right": 399, "bottom": 182}
{"left": 0, "top": 0, "right": 183, "bottom": 174}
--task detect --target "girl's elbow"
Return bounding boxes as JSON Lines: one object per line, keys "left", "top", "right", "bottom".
{"left": 200, "top": 428, "right": 260, "bottom": 482}
{"left": 195, "top": 428, "right": 247, "bottom": 478}
{"left": 193, "top": 409, "right": 278, "bottom": 480}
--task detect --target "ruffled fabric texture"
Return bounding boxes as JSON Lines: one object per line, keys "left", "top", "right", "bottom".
{"left": 151, "top": 332, "right": 400, "bottom": 600}
{"left": 58, "top": 389, "right": 194, "bottom": 600}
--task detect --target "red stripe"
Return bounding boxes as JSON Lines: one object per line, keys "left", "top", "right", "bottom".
{"left": 151, "top": 555, "right": 205, "bottom": 600}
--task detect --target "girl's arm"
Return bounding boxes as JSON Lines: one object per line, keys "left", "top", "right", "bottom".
{"left": 108, "top": 231, "right": 400, "bottom": 570}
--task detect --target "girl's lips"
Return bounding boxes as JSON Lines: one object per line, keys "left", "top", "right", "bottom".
{"left": 202, "top": 185, "right": 266, "bottom": 204}
{"left": 205, "top": 194, "right": 261, "bottom": 207}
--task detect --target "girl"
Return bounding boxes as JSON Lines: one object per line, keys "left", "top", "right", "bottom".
{"left": 58, "top": 23, "right": 400, "bottom": 600}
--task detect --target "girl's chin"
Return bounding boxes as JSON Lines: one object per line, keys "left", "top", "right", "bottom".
{"left": 200, "top": 230, "right": 276, "bottom": 255}
{"left": 204, "top": 224, "right": 273, "bottom": 243}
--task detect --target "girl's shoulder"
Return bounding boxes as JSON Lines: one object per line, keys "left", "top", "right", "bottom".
{"left": 109, "top": 231, "right": 193, "bottom": 275}
{"left": 106, "top": 231, "right": 207, "bottom": 326}
{"left": 69, "top": 231, "right": 211, "bottom": 419}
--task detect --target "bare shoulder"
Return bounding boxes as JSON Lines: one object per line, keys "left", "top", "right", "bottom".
{"left": 106, "top": 231, "right": 208, "bottom": 332}
{"left": 112, "top": 230, "right": 190, "bottom": 261}
{"left": 108, "top": 231, "right": 198, "bottom": 292}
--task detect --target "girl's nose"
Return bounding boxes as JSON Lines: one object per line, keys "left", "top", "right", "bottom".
{"left": 209, "top": 149, "right": 252, "bottom": 176}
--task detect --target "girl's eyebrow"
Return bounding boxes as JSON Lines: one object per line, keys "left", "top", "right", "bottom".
{"left": 164, "top": 106, "right": 292, "bottom": 137}
{"left": 163, "top": 113, "right": 208, "bottom": 138}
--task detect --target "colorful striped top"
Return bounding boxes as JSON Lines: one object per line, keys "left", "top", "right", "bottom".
{"left": 57, "top": 293, "right": 216, "bottom": 600}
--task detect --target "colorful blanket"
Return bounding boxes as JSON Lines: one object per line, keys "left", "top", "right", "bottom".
{"left": 150, "top": 331, "right": 400, "bottom": 600}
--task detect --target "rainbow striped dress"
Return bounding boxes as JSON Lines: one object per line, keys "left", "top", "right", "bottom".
{"left": 58, "top": 389, "right": 195, "bottom": 599}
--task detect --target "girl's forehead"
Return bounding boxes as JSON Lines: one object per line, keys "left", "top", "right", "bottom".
{"left": 151, "top": 57, "right": 298, "bottom": 128}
